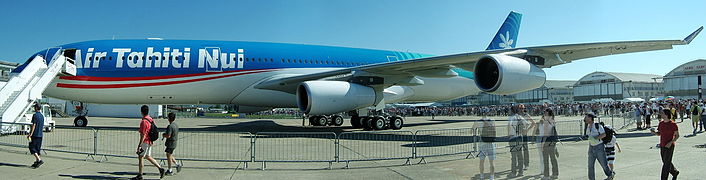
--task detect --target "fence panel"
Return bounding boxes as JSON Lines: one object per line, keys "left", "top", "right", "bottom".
{"left": 96, "top": 128, "right": 253, "bottom": 162}
{"left": 95, "top": 128, "right": 138, "bottom": 158}
{"left": 253, "top": 132, "right": 336, "bottom": 162}
{"left": 414, "top": 128, "right": 475, "bottom": 159}
{"left": 0, "top": 123, "right": 34, "bottom": 148}
{"left": 0, "top": 123, "right": 94, "bottom": 155}
{"left": 553, "top": 120, "right": 584, "bottom": 140}
{"left": 152, "top": 131, "right": 252, "bottom": 162}
{"left": 338, "top": 131, "right": 414, "bottom": 162}
{"left": 42, "top": 127, "right": 95, "bottom": 155}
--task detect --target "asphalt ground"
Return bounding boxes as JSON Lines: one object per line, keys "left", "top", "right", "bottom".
{"left": 1, "top": 115, "right": 705, "bottom": 179}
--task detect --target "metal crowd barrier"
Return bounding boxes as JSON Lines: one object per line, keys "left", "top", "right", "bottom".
{"left": 152, "top": 131, "right": 253, "bottom": 163}
{"left": 414, "top": 128, "right": 475, "bottom": 163}
{"left": 253, "top": 132, "right": 337, "bottom": 169}
{"left": 0, "top": 119, "right": 592, "bottom": 170}
{"left": 337, "top": 131, "right": 414, "bottom": 168}
{"left": 0, "top": 122, "right": 98, "bottom": 160}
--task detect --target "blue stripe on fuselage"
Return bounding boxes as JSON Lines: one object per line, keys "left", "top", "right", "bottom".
{"left": 14, "top": 39, "right": 477, "bottom": 80}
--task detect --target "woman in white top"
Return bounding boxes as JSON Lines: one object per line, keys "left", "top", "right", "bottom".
{"left": 540, "top": 109, "right": 559, "bottom": 179}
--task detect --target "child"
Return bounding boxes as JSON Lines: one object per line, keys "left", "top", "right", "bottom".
{"left": 605, "top": 125, "right": 621, "bottom": 177}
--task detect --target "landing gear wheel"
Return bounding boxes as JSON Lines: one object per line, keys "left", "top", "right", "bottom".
{"left": 350, "top": 116, "right": 361, "bottom": 128}
{"left": 331, "top": 115, "right": 344, "bottom": 126}
{"left": 390, "top": 116, "right": 404, "bottom": 130}
{"left": 372, "top": 116, "right": 386, "bottom": 130}
{"left": 362, "top": 117, "right": 373, "bottom": 130}
{"left": 309, "top": 116, "right": 318, "bottom": 126}
{"left": 74, "top": 116, "right": 88, "bottom": 127}
{"left": 317, "top": 116, "right": 329, "bottom": 127}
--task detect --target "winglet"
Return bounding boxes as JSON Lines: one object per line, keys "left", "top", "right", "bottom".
{"left": 683, "top": 26, "right": 703, "bottom": 44}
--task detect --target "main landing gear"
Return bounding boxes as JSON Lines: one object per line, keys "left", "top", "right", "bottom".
{"left": 308, "top": 115, "right": 345, "bottom": 126}
{"left": 349, "top": 115, "right": 404, "bottom": 130}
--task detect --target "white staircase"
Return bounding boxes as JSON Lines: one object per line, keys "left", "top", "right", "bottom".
{"left": 0, "top": 49, "right": 75, "bottom": 130}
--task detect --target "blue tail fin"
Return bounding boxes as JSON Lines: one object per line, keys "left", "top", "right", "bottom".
{"left": 486, "top": 11, "right": 523, "bottom": 50}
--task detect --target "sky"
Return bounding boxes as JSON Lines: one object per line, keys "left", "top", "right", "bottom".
{"left": 0, "top": 0, "right": 704, "bottom": 80}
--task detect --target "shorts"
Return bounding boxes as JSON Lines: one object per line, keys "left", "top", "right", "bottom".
{"left": 165, "top": 147, "right": 176, "bottom": 154}
{"left": 29, "top": 137, "right": 43, "bottom": 155}
{"left": 138, "top": 142, "right": 153, "bottom": 157}
{"left": 478, "top": 142, "right": 496, "bottom": 160}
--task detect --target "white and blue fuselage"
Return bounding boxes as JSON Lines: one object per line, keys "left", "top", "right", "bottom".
{"left": 14, "top": 39, "right": 478, "bottom": 108}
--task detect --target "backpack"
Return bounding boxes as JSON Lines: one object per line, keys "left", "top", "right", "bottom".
{"left": 480, "top": 120, "right": 496, "bottom": 142}
{"left": 146, "top": 118, "right": 159, "bottom": 142}
{"left": 595, "top": 122, "right": 615, "bottom": 144}
{"left": 693, "top": 106, "right": 700, "bottom": 115}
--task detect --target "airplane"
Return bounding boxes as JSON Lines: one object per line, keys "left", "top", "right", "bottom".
{"left": 10, "top": 11, "right": 703, "bottom": 130}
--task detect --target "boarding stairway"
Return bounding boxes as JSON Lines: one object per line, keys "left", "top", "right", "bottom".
{"left": 0, "top": 49, "right": 76, "bottom": 132}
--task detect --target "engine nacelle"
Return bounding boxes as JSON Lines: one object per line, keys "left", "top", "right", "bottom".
{"left": 473, "top": 54, "right": 546, "bottom": 95}
{"left": 297, "top": 81, "right": 377, "bottom": 115}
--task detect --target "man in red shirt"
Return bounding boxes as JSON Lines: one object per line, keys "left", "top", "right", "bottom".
{"left": 650, "top": 109, "right": 679, "bottom": 180}
{"left": 132, "top": 105, "right": 165, "bottom": 180}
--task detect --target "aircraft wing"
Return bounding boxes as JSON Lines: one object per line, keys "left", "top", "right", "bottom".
{"left": 255, "top": 26, "right": 702, "bottom": 93}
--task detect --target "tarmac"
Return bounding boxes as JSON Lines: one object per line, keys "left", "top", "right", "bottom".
{"left": 1, "top": 115, "right": 705, "bottom": 180}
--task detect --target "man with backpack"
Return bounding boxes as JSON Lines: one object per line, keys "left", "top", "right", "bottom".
{"left": 584, "top": 113, "right": 613, "bottom": 180}
{"left": 132, "top": 105, "right": 165, "bottom": 180}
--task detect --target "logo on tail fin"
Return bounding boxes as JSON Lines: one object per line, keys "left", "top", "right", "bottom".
{"left": 499, "top": 31, "right": 514, "bottom": 49}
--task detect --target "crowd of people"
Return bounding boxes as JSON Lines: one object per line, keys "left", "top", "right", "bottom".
{"left": 385, "top": 102, "right": 640, "bottom": 117}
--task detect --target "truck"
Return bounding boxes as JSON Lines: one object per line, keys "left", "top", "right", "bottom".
{"left": 0, "top": 104, "right": 55, "bottom": 134}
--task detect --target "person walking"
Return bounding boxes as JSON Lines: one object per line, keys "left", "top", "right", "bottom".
{"left": 635, "top": 106, "right": 643, "bottom": 130}
{"left": 163, "top": 112, "right": 182, "bottom": 175}
{"left": 604, "top": 125, "right": 621, "bottom": 178}
{"left": 474, "top": 109, "right": 497, "bottom": 180}
{"left": 645, "top": 106, "right": 653, "bottom": 129}
{"left": 691, "top": 102, "right": 701, "bottom": 135}
{"left": 650, "top": 109, "right": 679, "bottom": 180}
{"left": 584, "top": 113, "right": 613, "bottom": 180}
{"left": 27, "top": 103, "right": 44, "bottom": 168}
{"left": 700, "top": 103, "right": 706, "bottom": 133}
{"left": 132, "top": 105, "right": 165, "bottom": 180}
{"left": 541, "top": 109, "right": 559, "bottom": 179}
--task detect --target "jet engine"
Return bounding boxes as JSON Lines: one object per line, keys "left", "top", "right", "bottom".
{"left": 297, "top": 81, "right": 378, "bottom": 115}
{"left": 473, "top": 54, "right": 546, "bottom": 95}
